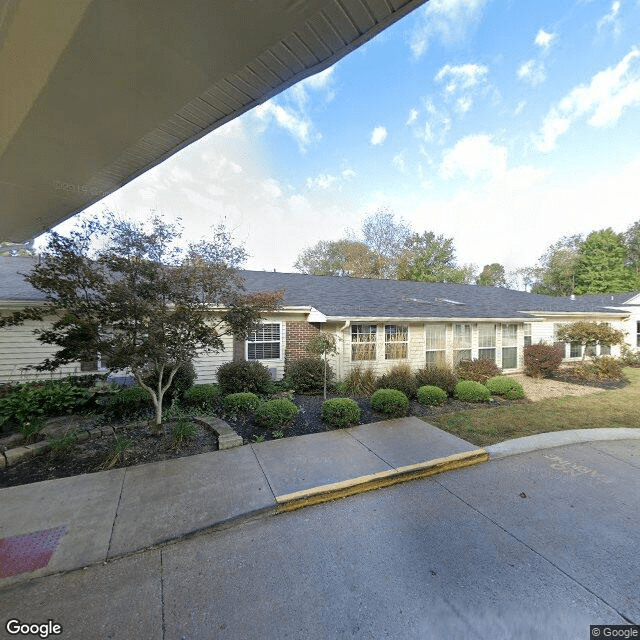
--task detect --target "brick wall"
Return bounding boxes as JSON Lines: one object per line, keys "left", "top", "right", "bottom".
{"left": 285, "top": 321, "right": 320, "bottom": 361}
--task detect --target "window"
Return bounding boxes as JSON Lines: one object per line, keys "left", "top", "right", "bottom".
{"left": 80, "top": 359, "right": 99, "bottom": 372}
{"left": 553, "top": 323, "right": 567, "bottom": 359}
{"left": 600, "top": 343, "right": 611, "bottom": 356}
{"left": 453, "top": 323, "right": 471, "bottom": 366}
{"left": 478, "top": 324, "right": 496, "bottom": 362}
{"left": 570, "top": 342, "right": 582, "bottom": 358}
{"left": 385, "top": 325, "right": 408, "bottom": 359}
{"left": 352, "top": 324, "right": 377, "bottom": 361}
{"left": 425, "top": 323, "right": 446, "bottom": 365}
{"left": 502, "top": 324, "right": 518, "bottom": 369}
{"left": 247, "top": 323, "right": 280, "bottom": 359}
{"left": 524, "top": 323, "right": 532, "bottom": 347}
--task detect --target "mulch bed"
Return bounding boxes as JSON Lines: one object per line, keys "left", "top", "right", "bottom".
{"left": 552, "top": 370, "right": 630, "bottom": 390}
{"left": 0, "top": 417, "right": 218, "bottom": 489}
{"left": 0, "top": 373, "right": 623, "bottom": 489}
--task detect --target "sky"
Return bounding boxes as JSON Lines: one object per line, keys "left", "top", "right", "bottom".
{"left": 45, "top": 0, "right": 640, "bottom": 282}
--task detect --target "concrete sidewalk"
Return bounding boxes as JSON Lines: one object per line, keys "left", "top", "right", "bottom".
{"left": 0, "top": 417, "right": 485, "bottom": 588}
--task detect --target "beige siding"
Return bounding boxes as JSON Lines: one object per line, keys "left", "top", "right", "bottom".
{"left": 0, "top": 318, "right": 80, "bottom": 383}
{"left": 192, "top": 334, "right": 235, "bottom": 383}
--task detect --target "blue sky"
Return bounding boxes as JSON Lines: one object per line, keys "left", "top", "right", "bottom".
{"left": 51, "top": 0, "right": 640, "bottom": 282}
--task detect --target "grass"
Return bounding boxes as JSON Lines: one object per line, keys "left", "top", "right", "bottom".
{"left": 432, "top": 367, "right": 640, "bottom": 447}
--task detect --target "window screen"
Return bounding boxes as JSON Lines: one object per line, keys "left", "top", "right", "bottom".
{"left": 247, "top": 323, "right": 281, "bottom": 359}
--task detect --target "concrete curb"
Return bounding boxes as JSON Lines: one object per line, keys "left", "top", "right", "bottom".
{"left": 275, "top": 448, "right": 489, "bottom": 513}
{"left": 486, "top": 428, "right": 640, "bottom": 459}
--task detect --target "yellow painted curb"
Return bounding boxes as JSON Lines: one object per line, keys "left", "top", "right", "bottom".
{"left": 275, "top": 448, "right": 489, "bottom": 513}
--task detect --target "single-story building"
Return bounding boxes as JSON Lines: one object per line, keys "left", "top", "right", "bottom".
{"left": 1, "top": 257, "right": 639, "bottom": 384}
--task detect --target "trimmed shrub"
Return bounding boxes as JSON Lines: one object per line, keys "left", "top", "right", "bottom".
{"left": 255, "top": 398, "right": 299, "bottom": 429}
{"left": 183, "top": 384, "right": 221, "bottom": 410}
{"left": 415, "top": 365, "right": 458, "bottom": 396}
{"left": 143, "top": 361, "right": 196, "bottom": 406}
{"left": 343, "top": 365, "right": 378, "bottom": 397}
{"left": 620, "top": 347, "right": 640, "bottom": 367}
{"left": 376, "top": 363, "right": 418, "bottom": 399}
{"left": 222, "top": 392, "right": 261, "bottom": 414}
{"left": 217, "top": 360, "right": 272, "bottom": 395}
{"left": 416, "top": 385, "right": 447, "bottom": 406}
{"left": 524, "top": 343, "right": 564, "bottom": 378}
{"left": 370, "top": 388, "right": 409, "bottom": 417}
{"left": 455, "top": 358, "right": 501, "bottom": 384}
{"left": 106, "top": 386, "right": 151, "bottom": 420}
{"left": 485, "top": 376, "right": 525, "bottom": 399}
{"left": 321, "top": 398, "right": 361, "bottom": 428}
{"left": 454, "top": 380, "right": 490, "bottom": 402}
{"left": 285, "top": 357, "right": 333, "bottom": 394}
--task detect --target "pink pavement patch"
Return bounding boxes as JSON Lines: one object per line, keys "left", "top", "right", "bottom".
{"left": 0, "top": 526, "right": 67, "bottom": 578}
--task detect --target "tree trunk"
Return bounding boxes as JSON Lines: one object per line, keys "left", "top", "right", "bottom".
{"left": 323, "top": 357, "right": 327, "bottom": 400}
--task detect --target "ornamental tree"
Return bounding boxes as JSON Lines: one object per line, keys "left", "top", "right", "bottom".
{"left": 555, "top": 321, "right": 625, "bottom": 362}
{"left": 306, "top": 331, "right": 338, "bottom": 399}
{"left": 0, "top": 214, "right": 282, "bottom": 430}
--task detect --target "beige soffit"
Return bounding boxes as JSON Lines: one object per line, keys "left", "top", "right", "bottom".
{"left": 0, "top": 0, "right": 428, "bottom": 242}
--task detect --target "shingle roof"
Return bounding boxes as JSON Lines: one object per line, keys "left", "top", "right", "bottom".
{"left": 0, "top": 258, "right": 634, "bottom": 319}
{"left": 239, "top": 270, "right": 633, "bottom": 319}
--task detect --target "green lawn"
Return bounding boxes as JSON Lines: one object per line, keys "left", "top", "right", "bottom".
{"left": 430, "top": 367, "right": 640, "bottom": 447}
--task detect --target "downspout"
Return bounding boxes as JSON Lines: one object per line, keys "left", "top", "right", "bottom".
{"left": 337, "top": 321, "right": 350, "bottom": 381}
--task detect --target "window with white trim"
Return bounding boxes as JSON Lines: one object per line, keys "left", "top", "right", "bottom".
{"left": 247, "top": 323, "right": 281, "bottom": 359}
{"left": 385, "top": 324, "right": 408, "bottom": 359}
{"left": 502, "top": 324, "right": 518, "bottom": 369}
{"left": 425, "top": 323, "right": 446, "bottom": 366}
{"left": 453, "top": 323, "right": 471, "bottom": 366}
{"left": 478, "top": 324, "right": 496, "bottom": 362}
{"left": 637, "top": 321, "right": 640, "bottom": 348}
{"left": 524, "top": 323, "right": 532, "bottom": 347}
{"left": 351, "top": 324, "right": 377, "bottom": 361}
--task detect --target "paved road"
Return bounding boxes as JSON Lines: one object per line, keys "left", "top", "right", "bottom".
{"left": 1, "top": 439, "right": 638, "bottom": 640}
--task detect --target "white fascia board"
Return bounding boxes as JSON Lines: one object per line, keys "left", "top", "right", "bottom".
{"left": 525, "top": 310, "right": 629, "bottom": 318}
{"left": 324, "top": 316, "right": 537, "bottom": 323}
{"left": 307, "top": 307, "right": 327, "bottom": 323}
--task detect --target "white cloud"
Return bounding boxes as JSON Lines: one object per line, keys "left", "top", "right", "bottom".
{"left": 254, "top": 100, "right": 313, "bottom": 151}
{"left": 409, "top": 0, "right": 489, "bottom": 59}
{"left": 306, "top": 173, "right": 338, "bottom": 190}
{"left": 406, "top": 108, "right": 419, "bottom": 125}
{"left": 392, "top": 152, "right": 407, "bottom": 173}
{"left": 341, "top": 168, "right": 356, "bottom": 180}
{"left": 440, "top": 134, "right": 507, "bottom": 180}
{"left": 598, "top": 1, "right": 622, "bottom": 36}
{"left": 517, "top": 59, "right": 546, "bottom": 86}
{"left": 535, "top": 29, "right": 555, "bottom": 49}
{"left": 262, "top": 178, "right": 282, "bottom": 199}
{"left": 370, "top": 126, "right": 388, "bottom": 145}
{"left": 536, "top": 47, "right": 640, "bottom": 152}
{"left": 514, "top": 100, "right": 527, "bottom": 115}
{"left": 435, "top": 63, "right": 488, "bottom": 92}
{"left": 456, "top": 97, "right": 473, "bottom": 114}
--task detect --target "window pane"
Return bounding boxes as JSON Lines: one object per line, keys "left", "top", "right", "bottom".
{"left": 600, "top": 344, "right": 611, "bottom": 356}
{"left": 478, "top": 348, "right": 496, "bottom": 362}
{"left": 453, "top": 323, "right": 471, "bottom": 349}
{"left": 502, "top": 324, "right": 517, "bottom": 347}
{"left": 570, "top": 342, "right": 582, "bottom": 358}
{"left": 352, "top": 343, "right": 376, "bottom": 361}
{"left": 425, "top": 324, "right": 446, "bottom": 350}
{"left": 426, "top": 350, "right": 446, "bottom": 365}
{"left": 524, "top": 336, "right": 532, "bottom": 347}
{"left": 502, "top": 346, "right": 517, "bottom": 369}
{"left": 352, "top": 325, "right": 377, "bottom": 360}
{"left": 453, "top": 349, "right": 471, "bottom": 366}
{"left": 247, "top": 323, "right": 281, "bottom": 360}
{"left": 385, "top": 325, "right": 408, "bottom": 359}
{"left": 478, "top": 324, "right": 496, "bottom": 348}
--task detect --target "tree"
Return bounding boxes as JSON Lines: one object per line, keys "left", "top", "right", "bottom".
{"left": 356, "top": 207, "right": 412, "bottom": 279}
{"left": 306, "top": 331, "right": 338, "bottom": 399}
{"left": 396, "top": 231, "right": 456, "bottom": 281}
{"left": 574, "top": 228, "right": 639, "bottom": 294}
{"left": 623, "top": 220, "right": 640, "bottom": 279}
{"left": 530, "top": 234, "right": 583, "bottom": 296}
{"left": 0, "top": 214, "right": 282, "bottom": 431}
{"left": 294, "top": 239, "right": 378, "bottom": 277}
{"left": 555, "top": 321, "right": 625, "bottom": 362}
{"left": 477, "top": 263, "right": 507, "bottom": 287}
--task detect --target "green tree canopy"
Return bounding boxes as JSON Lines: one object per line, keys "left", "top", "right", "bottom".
{"left": 574, "top": 228, "right": 639, "bottom": 294}
{"left": 0, "top": 214, "right": 282, "bottom": 429}
{"left": 477, "top": 263, "right": 507, "bottom": 287}
{"left": 530, "top": 234, "right": 583, "bottom": 296}
{"left": 623, "top": 219, "right": 640, "bottom": 279}
{"left": 555, "top": 321, "right": 625, "bottom": 361}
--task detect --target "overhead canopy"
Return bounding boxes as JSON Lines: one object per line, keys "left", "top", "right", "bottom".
{"left": 0, "top": 0, "right": 427, "bottom": 241}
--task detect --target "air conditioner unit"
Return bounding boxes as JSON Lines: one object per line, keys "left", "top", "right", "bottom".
{"left": 268, "top": 368, "right": 277, "bottom": 380}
